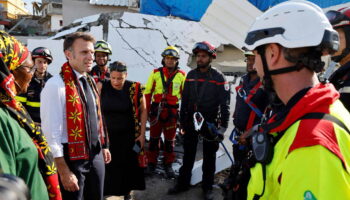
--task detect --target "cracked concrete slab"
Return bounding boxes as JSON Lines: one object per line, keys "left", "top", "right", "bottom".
{"left": 28, "top": 12, "right": 233, "bottom": 83}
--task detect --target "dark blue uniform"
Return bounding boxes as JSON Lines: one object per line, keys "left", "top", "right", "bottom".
{"left": 178, "top": 66, "right": 230, "bottom": 192}
{"left": 329, "top": 61, "right": 350, "bottom": 111}
{"left": 17, "top": 72, "right": 52, "bottom": 123}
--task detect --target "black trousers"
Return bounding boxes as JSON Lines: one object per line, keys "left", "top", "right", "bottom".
{"left": 177, "top": 122, "right": 219, "bottom": 191}
{"left": 61, "top": 144, "right": 105, "bottom": 200}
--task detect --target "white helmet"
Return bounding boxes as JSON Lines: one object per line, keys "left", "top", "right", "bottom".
{"left": 244, "top": 0, "right": 339, "bottom": 55}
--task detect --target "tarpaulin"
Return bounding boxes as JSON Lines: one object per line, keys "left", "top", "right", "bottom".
{"left": 249, "top": 0, "right": 350, "bottom": 11}
{"left": 140, "top": 0, "right": 213, "bottom": 21}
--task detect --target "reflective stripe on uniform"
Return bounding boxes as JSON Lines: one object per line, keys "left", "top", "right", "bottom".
{"left": 15, "top": 96, "right": 27, "bottom": 103}
{"left": 339, "top": 86, "right": 350, "bottom": 94}
{"left": 26, "top": 101, "right": 40, "bottom": 108}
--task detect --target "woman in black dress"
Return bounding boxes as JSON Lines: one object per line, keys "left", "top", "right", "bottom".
{"left": 98, "top": 61, "right": 147, "bottom": 200}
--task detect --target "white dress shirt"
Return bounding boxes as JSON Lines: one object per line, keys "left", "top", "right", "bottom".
{"left": 41, "top": 70, "right": 95, "bottom": 158}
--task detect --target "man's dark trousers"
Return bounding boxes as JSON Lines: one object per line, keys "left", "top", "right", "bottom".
{"left": 177, "top": 123, "right": 219, "bottom": 191}
{"left": 61, "top": 144, "right": 105, "bottom": 200}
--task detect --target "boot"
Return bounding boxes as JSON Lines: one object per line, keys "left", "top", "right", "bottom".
{"left": 164, "top": 164, "right": 175, "bottom": 179}
{"left": 145, "top": 163, "right": 156, "bottom": 175}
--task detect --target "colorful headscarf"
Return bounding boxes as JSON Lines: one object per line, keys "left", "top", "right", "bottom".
{"left": 0, "top": 31, "right": 61, "bottom": 200}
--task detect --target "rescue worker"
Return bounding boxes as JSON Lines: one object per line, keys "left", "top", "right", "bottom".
{"left": 90, "top": 40, "right": 112, "bottom": 83}
{"left": 222, "top": 51, "right": 268, "bottom": 200}
{"left": 327, "top": 7, "right": 350, "bottom": 111}
{"left": 144, "top": 46, "right": 186, "bottom": 178}
{"left": 16, "top": 47, "right": 53, "bottom": 124}
{"left": 168, "top": 41, "right": 230, "bottom": 200}
{"left": 244, "top": 1, "right": 350, "bottom": 199}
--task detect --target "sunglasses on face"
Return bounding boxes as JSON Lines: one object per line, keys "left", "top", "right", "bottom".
{"left": 326, "top": 10, "right": 350, "bottom": 25}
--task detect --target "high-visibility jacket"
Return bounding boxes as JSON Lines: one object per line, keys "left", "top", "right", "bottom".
{"left": 16, "top": 72, "right": 52, "bottom": 123}
{"left": 248, "top": 83, "right": 350, "bottom": 200}
{"left": 144, "top": 67, "right": 186, "bottom": 109}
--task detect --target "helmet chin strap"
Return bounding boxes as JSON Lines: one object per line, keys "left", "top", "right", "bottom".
{"left": 257, "top": 46, "right": 274, "bottom": 93}
{"left": 257, "top": 46, "right": 303, "bottom": 107}
{"left": 257, "top": 46, "right": 303, "bottom": 92}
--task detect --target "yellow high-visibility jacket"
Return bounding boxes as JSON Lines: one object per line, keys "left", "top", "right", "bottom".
{"left": 248, "top": 83, "right": 350, "bottom": 200}
{"left": 144, "top": 67, "right": 186, "bottom": 109}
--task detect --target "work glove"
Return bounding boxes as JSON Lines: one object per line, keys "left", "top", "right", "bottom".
{"left": 214, "top": 126, "right": 226, "bottom": 142}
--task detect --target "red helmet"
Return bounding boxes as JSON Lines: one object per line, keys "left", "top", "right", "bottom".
{"left": 326, "top": 7, "right": 350, "bottom": 62}
{"left": 192, "top": 41, "right": 217, "bottom": 59}
{"left": 32, "top": 47, "right": 53, "bottom": 64}
{"left": 326, "top": 7, "right": 350, "bottom": 28}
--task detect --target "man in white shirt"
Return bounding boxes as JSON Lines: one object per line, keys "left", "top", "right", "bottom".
{"left": 41, "top": 32, "right": 111, "bottom": 200}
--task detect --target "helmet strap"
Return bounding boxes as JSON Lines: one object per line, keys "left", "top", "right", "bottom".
{"left": 257, "top": 46, "right": 274, "bottom": 93}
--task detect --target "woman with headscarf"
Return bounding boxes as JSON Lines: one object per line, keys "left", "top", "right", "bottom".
{"left": 0, "top": 31, "right": 61, "bottom": 199}
{"left": 97, "top": 61, "right": 146, "bottom": 200}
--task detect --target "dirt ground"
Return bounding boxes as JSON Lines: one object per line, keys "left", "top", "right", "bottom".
{"left": 105, "top": 138, "right": 231, "bottom": 200}
{"left": 105, "top": 171, "right": 228, "bottom": 200}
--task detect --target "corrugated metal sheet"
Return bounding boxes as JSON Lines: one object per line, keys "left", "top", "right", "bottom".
{"left": 89, "top": 0, "right": 130, "bottom": 7}
{"left": 201, "top": 0, "right": 262, "bottom": 49}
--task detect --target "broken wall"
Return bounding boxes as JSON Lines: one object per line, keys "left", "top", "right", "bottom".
{"left": 28, "top": 12, "right": 234, "bottom": 84}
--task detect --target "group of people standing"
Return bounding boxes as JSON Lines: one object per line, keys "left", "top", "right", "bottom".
{"left": 9, "top": 29, "right": 230, "bottom": 200}
{"left": 1, "top": 1, "right": 350, "bottom": 200}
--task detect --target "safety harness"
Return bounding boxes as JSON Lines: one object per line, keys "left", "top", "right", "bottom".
{"left": 229, "top": 80, "right": 263, "bottom": 144}
{"left": 192, "top": 69, "right": 211, "bottom": 131}
{"left": 149, "top": 67, "right": 178, "bottom": 126}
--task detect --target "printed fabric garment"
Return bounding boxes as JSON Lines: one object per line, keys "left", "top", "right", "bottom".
{"left": 0, "top": 106, "right": 49, "bottom": 200}
{"left": 0, "top": 31, "right": 60, "bottom": 199}
{"left": 101, "top": 80, "right": 145, "bottom": 196}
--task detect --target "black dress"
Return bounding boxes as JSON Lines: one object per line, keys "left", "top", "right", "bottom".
{"left": 101, "top": 80, "right": 145, "bottom": 196}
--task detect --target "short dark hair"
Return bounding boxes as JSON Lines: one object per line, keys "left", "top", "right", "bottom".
{"left": 282, "top": 46, "right": 324, "bottom": 73}
{"left": 63, "top": 32, "right": 95, "bottom": 51}
{"left": 109, "top": 61, "right": 127, "bottom": 72}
